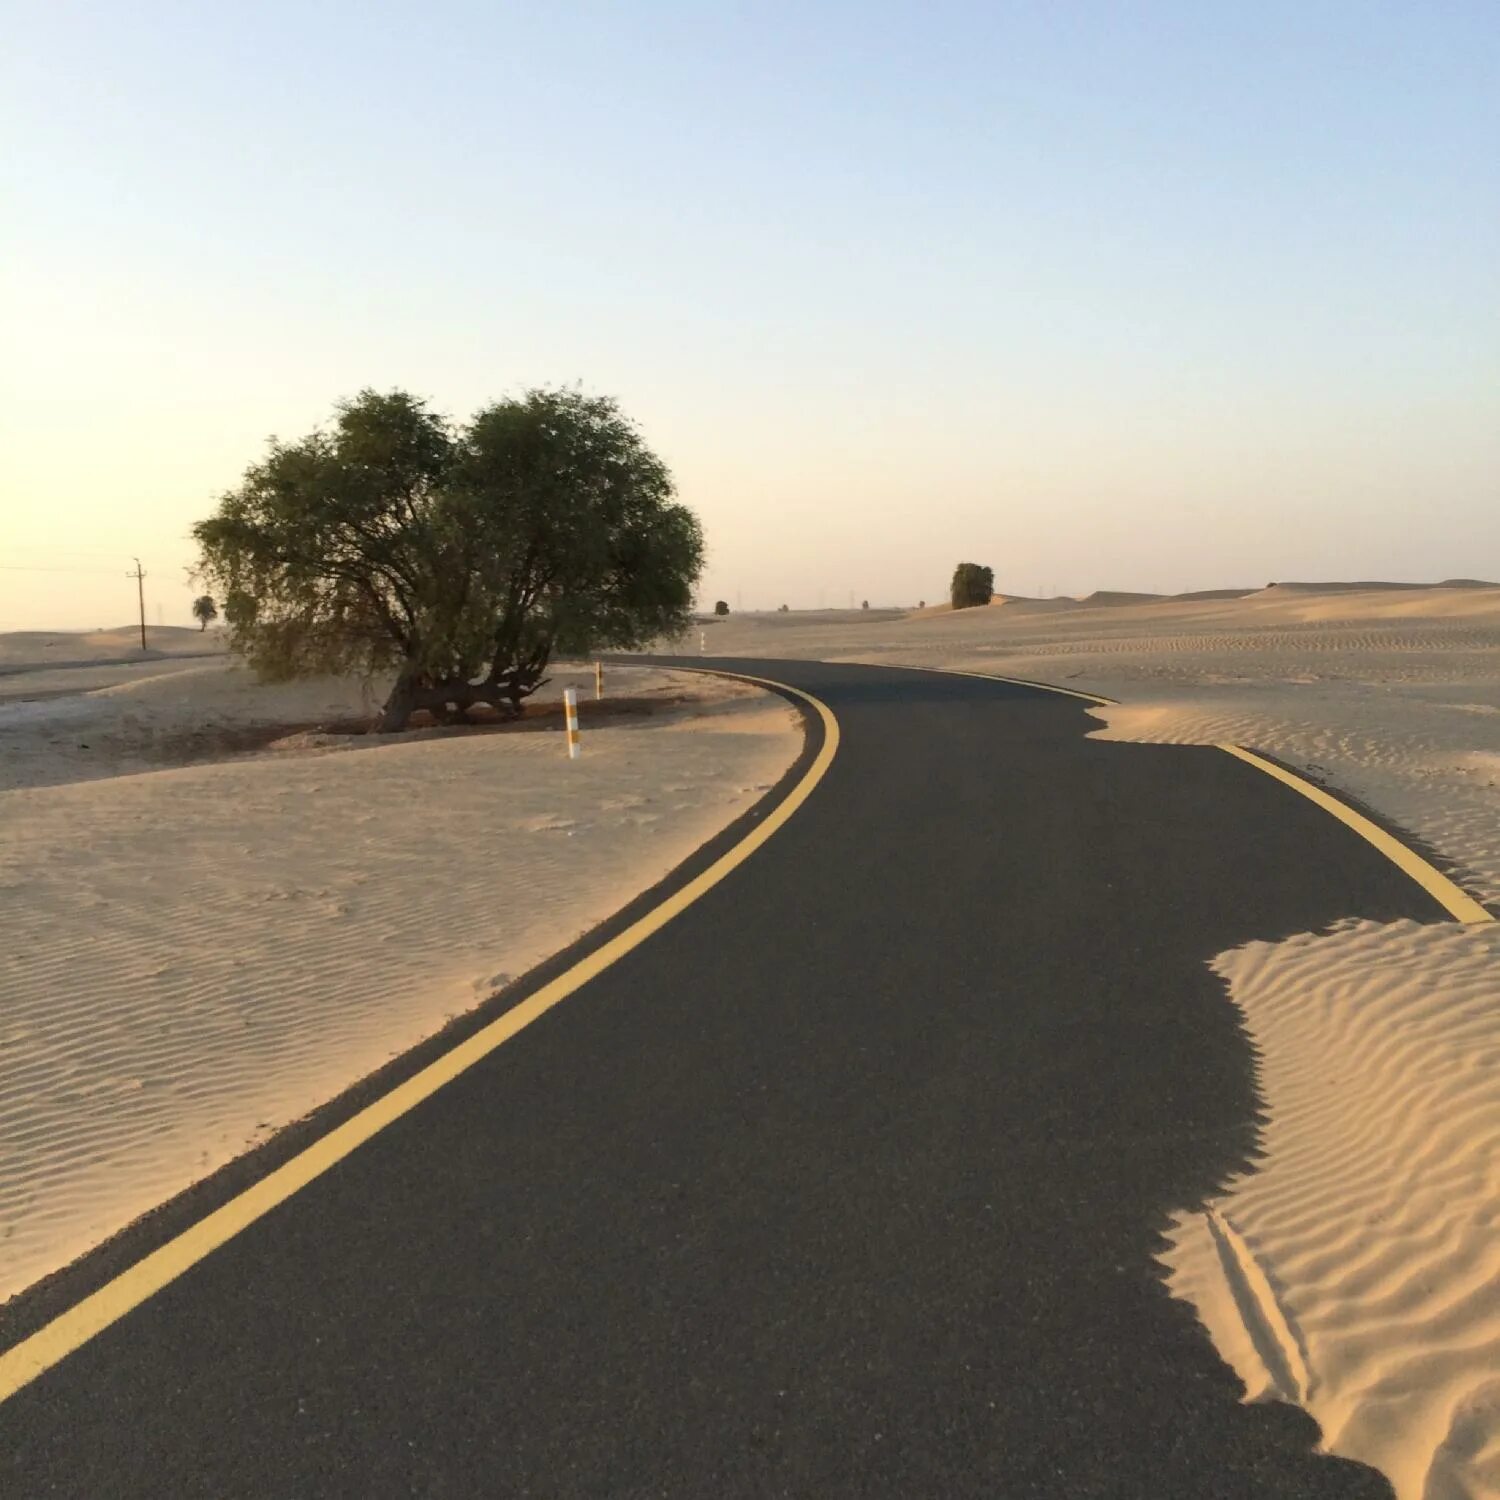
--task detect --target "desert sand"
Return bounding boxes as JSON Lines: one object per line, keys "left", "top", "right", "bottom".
{"left": 1165, "top": 920, "right": 1500, "bottom": 1500}
{"left": 7, "top": 588, "right": 1499, "bottom": 1496}
{"left": 685, "top": 582, "right": 1500, "bottom": 1498}
{"left": 0, "top": 652, "right": 800, "bottom": 1300}
{"left": 0, "top": 624, "right": 227, "bottom": 670}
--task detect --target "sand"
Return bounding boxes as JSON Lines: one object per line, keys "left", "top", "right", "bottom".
{"left": 1165, "top": 921, "right": 1500, "bottom": 1500}
{"left": 0, "top": 624, "right": 226, "bottom": 669}
{"left": 675, "top": 583, "right": 1500, "bottom": 1495}
{"left": 0, "top": 656, "right": 800, "bottom": 1301}
{"left": 8, "top": 589, "right": 1500, "bottom": 1494}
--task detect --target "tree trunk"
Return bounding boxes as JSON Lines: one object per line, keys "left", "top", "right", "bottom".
{"left": 376, "top": 676, "right": 418, "bottom": 732}
{"left": 378, "top": 665, "right": 550, "bottom": 733}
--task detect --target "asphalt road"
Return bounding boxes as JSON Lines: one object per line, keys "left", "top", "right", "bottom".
{"left": 2, "top": 658, "right": 1446, "bottom": 1498}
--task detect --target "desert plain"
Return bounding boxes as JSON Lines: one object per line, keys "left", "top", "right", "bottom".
{"left": 3, "top": 581, "right": 1499, "bottom": 1499}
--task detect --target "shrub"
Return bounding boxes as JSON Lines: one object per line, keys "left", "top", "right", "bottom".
{"left": 950, "top": 563, "right": 994, "bottom": 610}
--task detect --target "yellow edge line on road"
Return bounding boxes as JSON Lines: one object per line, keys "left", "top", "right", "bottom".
{"left": 0, "top": 671, "right": 839, "bottom": 1405}
{"left": 1217, "top": 743, "right": 1492, "bottom": 925}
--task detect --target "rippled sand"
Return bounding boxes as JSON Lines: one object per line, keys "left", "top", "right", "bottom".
{"left": 1166, "top": 922, "right": 1500, "bottom": 1500}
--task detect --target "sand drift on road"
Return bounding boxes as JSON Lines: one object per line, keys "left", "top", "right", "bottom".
{"left": 1167, "top": 920, "right": 1500, "bottom": 1500}
{"left": 676, "top": 586, "right": 1500, "bottom": 1499}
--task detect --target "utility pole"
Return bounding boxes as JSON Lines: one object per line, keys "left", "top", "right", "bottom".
{"left": 128, "top": 557, "right": 147, "bottom": 651}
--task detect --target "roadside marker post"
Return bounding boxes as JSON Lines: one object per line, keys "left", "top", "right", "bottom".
{"left": 594, "top": 662, "right": 603, "bottom": 700}
{"left": 700, "top": 631, "right": 706, "bottom": 654}
{"left": 564, "top": 688, "right": 581, "bottom": 759}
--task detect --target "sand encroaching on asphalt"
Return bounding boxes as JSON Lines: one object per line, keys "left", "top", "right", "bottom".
{"left": 1086, "top": 691, "right": 1500, "bottom": 905}
{"left": 1164, "top": 921, "right": 1500, "bottom": 1500}
{"left": 707, "top": 584, "right": 1500, "bottom": 910}
{"left": 690, "top": 584, "right": 1500, "bottom": 1494}
{"left": 0, "top": 665, "right": 799, "bottom": 1302}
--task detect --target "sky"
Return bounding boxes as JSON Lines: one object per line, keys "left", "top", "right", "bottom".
{"left": 3, "top": 0, "right": 1497, "bottom": 628}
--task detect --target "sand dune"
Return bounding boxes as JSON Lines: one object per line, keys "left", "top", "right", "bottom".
{"left": 992, "top": 593, "right": 1077, "bottom": 611}
{"left": 0, "top": 664, "right": 799, "bottom": 1301}
{"left": 0, "top": 625, "right": 225, "bottom": 668}
{"left": 1255, "top": 579, "right": 1499, "bottom": 596}
{"left": 1167, "top": 587, "right": 1258, "bottom": 602}
{"left": 1073, "top": 589, "right": 1164, "bottom": 606}
{"left": 1164, "top": 920, "right": 1500, "bottom": 1500}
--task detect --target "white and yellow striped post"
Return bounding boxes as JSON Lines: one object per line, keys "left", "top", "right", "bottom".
{"left": 594, "top": 661, "right": 603, "bottom": 700}
{"left": 564, "top": 688, "right": 581, "bottom": 759}
{"left": 699, "top": 630, "right": 706, "bottom": 655}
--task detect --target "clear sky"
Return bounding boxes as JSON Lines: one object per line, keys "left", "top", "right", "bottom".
{"left": 3, "top": 0, "right": 1496, "bottom": 627}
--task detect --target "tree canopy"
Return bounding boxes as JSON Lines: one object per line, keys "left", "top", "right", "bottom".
{"left": 950, "top": 562, "right": 994, "bottom": 610}
{"left": 194, "top": 388, "right": 703, "bottom": 730}
{"left": 191, "top": 594, "right": 218, "bottom": 630}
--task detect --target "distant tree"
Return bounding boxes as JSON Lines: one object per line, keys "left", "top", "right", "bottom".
{"left": 861, "top": 599, "right": 869, "bottom": 610}
{"left": 191, "top": 594, "right": 219, "bottom": 631}
{"left": 918, "top": 600, "right": 926, "bottom": 609}
{"left": 950, "top": 562, "right": 995, "bottom": 610}
{"left": 778, "top": 603, "right": 789, "bottom": 612}
{"left": 195, "top": 388, "right": 702, "bottom": 731}
{"left": 714, "top": 600, "right": 729, "bottom": 616}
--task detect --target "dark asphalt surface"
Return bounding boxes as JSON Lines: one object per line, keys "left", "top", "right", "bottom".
{"left": 2, "top": 658, "right": 1444, "bottom": 1498}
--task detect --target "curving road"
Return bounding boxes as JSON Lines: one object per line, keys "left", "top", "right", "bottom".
{"left": 1, "top": 659, "right": 1445, "bottom": 1497}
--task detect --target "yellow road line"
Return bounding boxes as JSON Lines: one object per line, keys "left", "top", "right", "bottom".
{"left": 1217, "top": 744, "right": 1491, "bottom": 924}
{"left": 0, "top": 672, "right": 839, "bottom": 1405}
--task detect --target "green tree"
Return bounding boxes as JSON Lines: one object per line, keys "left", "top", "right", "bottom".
{"left": 713, "top": 600, "right": 729, "bottom": 616}
{"left": 950, "top": 562, "right": 994, "bottom": 610}
{"left": 191, "top": 594, "right": 218, "bottom": 630}
{"left": 194, "top": 388, "right": 703, "bottom": 731}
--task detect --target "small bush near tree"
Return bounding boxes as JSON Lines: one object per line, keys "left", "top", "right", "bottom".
{"left": 195, "top": 388, "right": 702, "bottom": 731}
{"left": 191, "top": 594, "right": 219, "bottom": 630}
{"left": 714, "top": 600, "right": 729, "bottom": 616}
{"left": 950, "top": 562, "right": 994, "bottom": 610}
